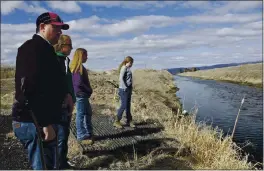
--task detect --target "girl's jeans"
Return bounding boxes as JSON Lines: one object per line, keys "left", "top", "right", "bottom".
{"left": 117, "top": 88, "right": 132, "bottom": 123}
{"left": 76, "top": 97, "right": 93, "bottom": 140}
{"left": 57, "top": 106, "right": 71, "bottom": 168}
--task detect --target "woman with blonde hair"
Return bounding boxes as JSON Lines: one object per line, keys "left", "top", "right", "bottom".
{"left": 54, "top": 34, "right": 76, "bottom": 169}
{"left": 70, "top": 48, "right": 93, "bottom": 144}
{"left": 114, "top": 56, "right": 135, "bottom": 129}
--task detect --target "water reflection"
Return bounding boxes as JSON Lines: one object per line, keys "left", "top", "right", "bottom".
{"left": 174, "top": 75, "right": 263, "bottom": 164}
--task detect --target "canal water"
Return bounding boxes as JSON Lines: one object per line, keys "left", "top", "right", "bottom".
{"left": 174, "top": 75, "right": 263, "bottom": 164}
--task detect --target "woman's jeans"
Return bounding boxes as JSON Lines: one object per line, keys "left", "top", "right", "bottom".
{"left": 117, "top": 88, "right": 132, "bottom": 123}
{"left": 57, "top": 107, "right": 71, "bottom": 168}
{"left": 76, "top": 97, "right": 93, "bottom": 140}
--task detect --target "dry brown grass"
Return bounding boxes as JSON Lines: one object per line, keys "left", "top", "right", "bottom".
{"left": 1, "top": 66, "right": 15, "bottom": 79}
{"left": 179, "top": 63, "right": 263, "bottom": 88}
{"left": 1, "top": 91, "right": 14, "bottom": 110}
{"left": 167, "top": 112, "right": 256, "bottom": 169}
{"left": 6, "top": 132, "right": 16, "bottom": 139}
{"left": 0, "top": 68, "right": 258, "bottom": 169}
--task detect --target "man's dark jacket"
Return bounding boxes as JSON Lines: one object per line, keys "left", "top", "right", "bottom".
{"left": 12, "top": 34, "right": 66, "bottom": 127}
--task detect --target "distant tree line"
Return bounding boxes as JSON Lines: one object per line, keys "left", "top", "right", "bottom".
{"left": 180, "top": 67, "right": 199, "bottom": 73}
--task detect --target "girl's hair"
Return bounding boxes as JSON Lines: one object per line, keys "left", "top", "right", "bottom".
{"left": 53, "top": 35, "right": 72, "bottom": 53}
{"left": 118, "top": 56, "right": 134, "bottom": 73}
{"left": 69, "top": 48, "right": 87, "bottom": 75}
{"left": 53, "top": 43, "right": 61, "bottom": 53}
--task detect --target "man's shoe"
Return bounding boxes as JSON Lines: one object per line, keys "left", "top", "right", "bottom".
{"left": 113, "top": 121, "right": 123, "bottom": 129}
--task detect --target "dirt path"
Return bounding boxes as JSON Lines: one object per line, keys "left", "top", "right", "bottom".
{"left": 0, "top": 114, "right": 30, "bottom": 170}
{"left": 0, "top": 110, "right": 192, "bottom": 170}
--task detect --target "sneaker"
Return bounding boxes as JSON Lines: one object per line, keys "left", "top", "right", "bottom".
{"left": 78, "top": 135, "right": 94, "bottom": 145}
{"left": 128, "top": 122, "right": 136, "bottom": 128}
{"left": 113, "top": 121, "right": 123, "bottom": 129}
{"left": 67, "top": 160, "right": 76, "bottom": 167}
{"left": 81, "top": 138, "right": 94, "bottom": 145}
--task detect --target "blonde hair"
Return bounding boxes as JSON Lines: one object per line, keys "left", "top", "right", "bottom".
{"left": 69, "top": 48, "right": 87, "bottom": 75}
{"left": 53, "top": 44, "right": 61, "bottom": 53}
{"left": 118, "top": 56, "right": 134, "bottom": 73}
{"left": 53, "top": 34, "right": 72, "bottom": 52}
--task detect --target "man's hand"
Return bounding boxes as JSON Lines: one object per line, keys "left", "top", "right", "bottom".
{"left": 43, "top": 125, "right": 56, "bottom": 141}
{"left": 64, "top": 93, "right": 74, "bottom": 115}
{"left": 68, "top": 105, "right": 74, "bottom": 116}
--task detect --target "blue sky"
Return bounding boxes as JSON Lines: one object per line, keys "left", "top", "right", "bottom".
{"left": 1, "top": 1, "right": 262, "bottom": 71}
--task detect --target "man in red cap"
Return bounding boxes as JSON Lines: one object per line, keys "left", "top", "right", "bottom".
{"left": 12, "top": 12, "right": 71, "bottom": 170}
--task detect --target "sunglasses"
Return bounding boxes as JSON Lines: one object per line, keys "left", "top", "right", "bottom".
{"left": 62, "top": 44, "right": 73, "bottom": 49}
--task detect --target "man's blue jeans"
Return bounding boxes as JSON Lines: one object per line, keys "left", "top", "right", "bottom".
{"left": 12, "top": 121, "right": 58, "bottom": 170}
{"left": 76, "top": 97, "right": 93, "bottom": 140}
{"left": 57, "top": 107, "right": 71, "bottom": 168}
{"left": 117, "top": 88, "right": 132, "bottom": 123}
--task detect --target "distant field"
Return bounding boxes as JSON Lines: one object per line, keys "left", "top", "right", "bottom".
{"left": 1, "top": 66, "right": 15, "bottom": 79}
{"left": 179, "top": 63, "right": 263, "bottom": 88}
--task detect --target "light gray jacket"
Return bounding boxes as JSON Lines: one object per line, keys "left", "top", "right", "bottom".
{"left": 119, "top": 65, "right": 133, "bottom": 89}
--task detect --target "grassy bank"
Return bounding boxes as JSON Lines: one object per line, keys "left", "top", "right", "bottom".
{"left": 179, "top": 63, "right": 263, "bottom": 88}
{"left": 0, "top": 68, "right": 259, "bottom": 169}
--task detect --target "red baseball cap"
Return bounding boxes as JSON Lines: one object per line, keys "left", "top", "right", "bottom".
{"left": 36, "top": 12, "right": 69, "bottom": 30}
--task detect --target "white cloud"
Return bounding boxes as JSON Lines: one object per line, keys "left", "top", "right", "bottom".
{"left": 66, "top": 15, "right": 176, "bottom": 36}
{"left": 185, "top": 13, "right": 261, "bottom": 24}
{"left": 1, "top": 1, "right": 47, "bottom": 15}
{"left": 216, "top": 28, "right": 261, "bottom": 37}
{"left": 1, "top": 23, "right": 35, "bottom": 33}
{"left": 242, "top": 21, "right": 262, "bottom": 30}
{"left": 79, "top": 1, "right": 179, "bottom": 10}
{"left": 95, "top": 15, "right": 179, "bottom": 36}
{"left": 176, "top": 1, "right": 262, "bottom": 14}
{"left": 23, "top": 3, "right": 47, "bottom": 14}
{"left": 79, "top": 1, "right": 124, "bottom": 8}
{"left": 213, "top": 1, "right": 262, "bottom": 14}
{"left": 170, "top": 56, "right": 185, "bottom": 61}
{"left": 179, "top": 1, "right": 212, "bottom": 10}
{"left": 64, "top": 13, "right": 261, "bottom": 37}
{"left": 1, "top": 1, "right": 23, "bottom": 15}
{"left": 31, "top": 1, "right": 41, "bottom": 6}
{"left": 46, "top": 1, "right": 82, "bottom": 13}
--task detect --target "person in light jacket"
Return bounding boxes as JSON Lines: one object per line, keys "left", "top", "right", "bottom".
{"left": 70, "top": 48, "right": 94, "bottom": 145}
{"left": 113, "top": 56, "right": 136, "bottom": 129}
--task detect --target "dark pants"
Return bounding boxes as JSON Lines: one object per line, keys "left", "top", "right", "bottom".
{"left": 12, "top": 121, "right": 58, "bottom": 170}
{"left": 76, "top": 97, "right": 93, "bottom": 140}
{"left": 57, "top": 107, "right": 72, "bottom": 168}
{"left": 117, "top": 88, "right": 132, "bottom": 123}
